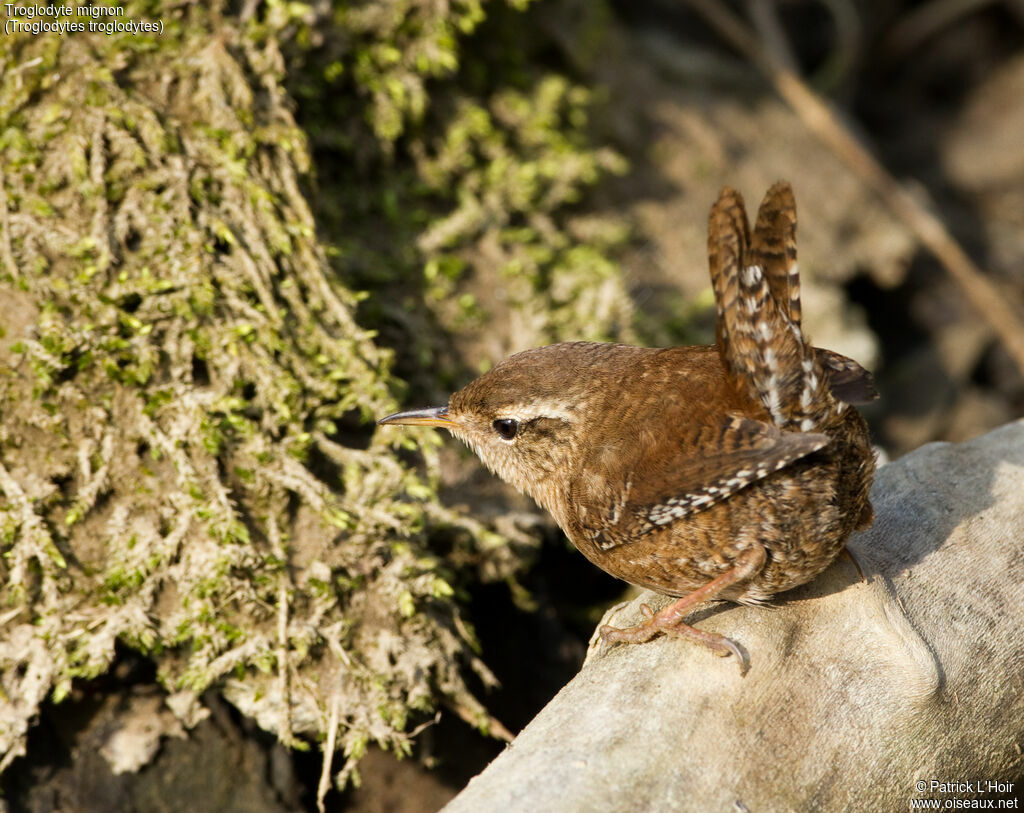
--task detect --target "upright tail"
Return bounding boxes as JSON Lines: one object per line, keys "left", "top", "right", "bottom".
{"left": 708, "top": 182, "right": 835, "bottom": 433}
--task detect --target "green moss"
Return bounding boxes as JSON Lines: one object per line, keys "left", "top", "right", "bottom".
{"left": 0, "top": 0, "right": 631, "bottom": 795}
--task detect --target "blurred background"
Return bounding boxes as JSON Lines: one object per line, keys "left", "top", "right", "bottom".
{"left": 1, "top": 0, "right": 1023, "bottom": 810}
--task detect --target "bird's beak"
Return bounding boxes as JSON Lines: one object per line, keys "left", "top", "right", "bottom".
{"left": 377, "top": 405, "right": 456, "bottom": 428}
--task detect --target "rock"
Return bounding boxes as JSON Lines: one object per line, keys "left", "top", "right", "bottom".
{"left": 443, "top": 420, "right": 1024, "bottom": 811}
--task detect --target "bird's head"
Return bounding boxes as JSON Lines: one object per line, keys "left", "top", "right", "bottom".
{"left": 378, "top": 342, "right": 629, "bottom": 514}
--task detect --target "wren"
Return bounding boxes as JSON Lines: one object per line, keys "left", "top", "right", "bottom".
{"left": 379, "top": 182, "right": 876, "bottom": 672}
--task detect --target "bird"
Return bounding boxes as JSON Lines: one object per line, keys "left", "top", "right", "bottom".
{"left": 379, "top": 181, "right": 877, "bottom": 673}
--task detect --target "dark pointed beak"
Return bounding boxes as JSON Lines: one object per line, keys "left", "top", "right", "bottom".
{"left": 377, "top": 405, "right": 456, "bottom": 428}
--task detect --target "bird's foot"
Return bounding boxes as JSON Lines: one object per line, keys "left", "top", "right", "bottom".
{"left": 597, "top": 545, "right": 767, "bottom": 675}
{"left": 840, "top": 545, "right": 867, "bottom": 582}
{"left": 599, "top": 603, "right": 749, "bottom": 674}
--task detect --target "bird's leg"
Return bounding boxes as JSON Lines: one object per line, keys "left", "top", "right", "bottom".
{"left": 599, "top": 545, "right": 767, "bottom": 672}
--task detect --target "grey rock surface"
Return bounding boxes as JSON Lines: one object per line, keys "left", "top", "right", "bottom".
{"left": 444, "top": 420, "right": 1024, "bottom": 812}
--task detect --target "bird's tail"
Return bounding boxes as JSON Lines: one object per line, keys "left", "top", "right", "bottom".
{"left": 708, "top": 181, "right": 835, "bottom": 433}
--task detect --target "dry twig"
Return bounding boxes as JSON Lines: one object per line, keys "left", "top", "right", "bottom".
{"left": 684, "top": 0, "right": 1024, "bottom": 376}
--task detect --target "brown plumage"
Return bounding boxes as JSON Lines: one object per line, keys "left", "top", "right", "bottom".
{"left": 379, "top": 182, "right": 876, "bottom": 672}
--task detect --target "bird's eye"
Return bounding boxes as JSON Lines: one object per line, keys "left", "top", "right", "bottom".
{"left": 492, "top": 418, "right": 520, "bottom": 440}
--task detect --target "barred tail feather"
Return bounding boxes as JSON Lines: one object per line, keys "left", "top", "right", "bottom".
{"left": 751, "top": 180, "right": 802, "bottom": 330}
{"left": 708, "top": 185, "right": 833, "bottom": 432}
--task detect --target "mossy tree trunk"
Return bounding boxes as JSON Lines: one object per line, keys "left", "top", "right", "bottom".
{"left": 0, "top": 0, "right": 630, "bottom": 795}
